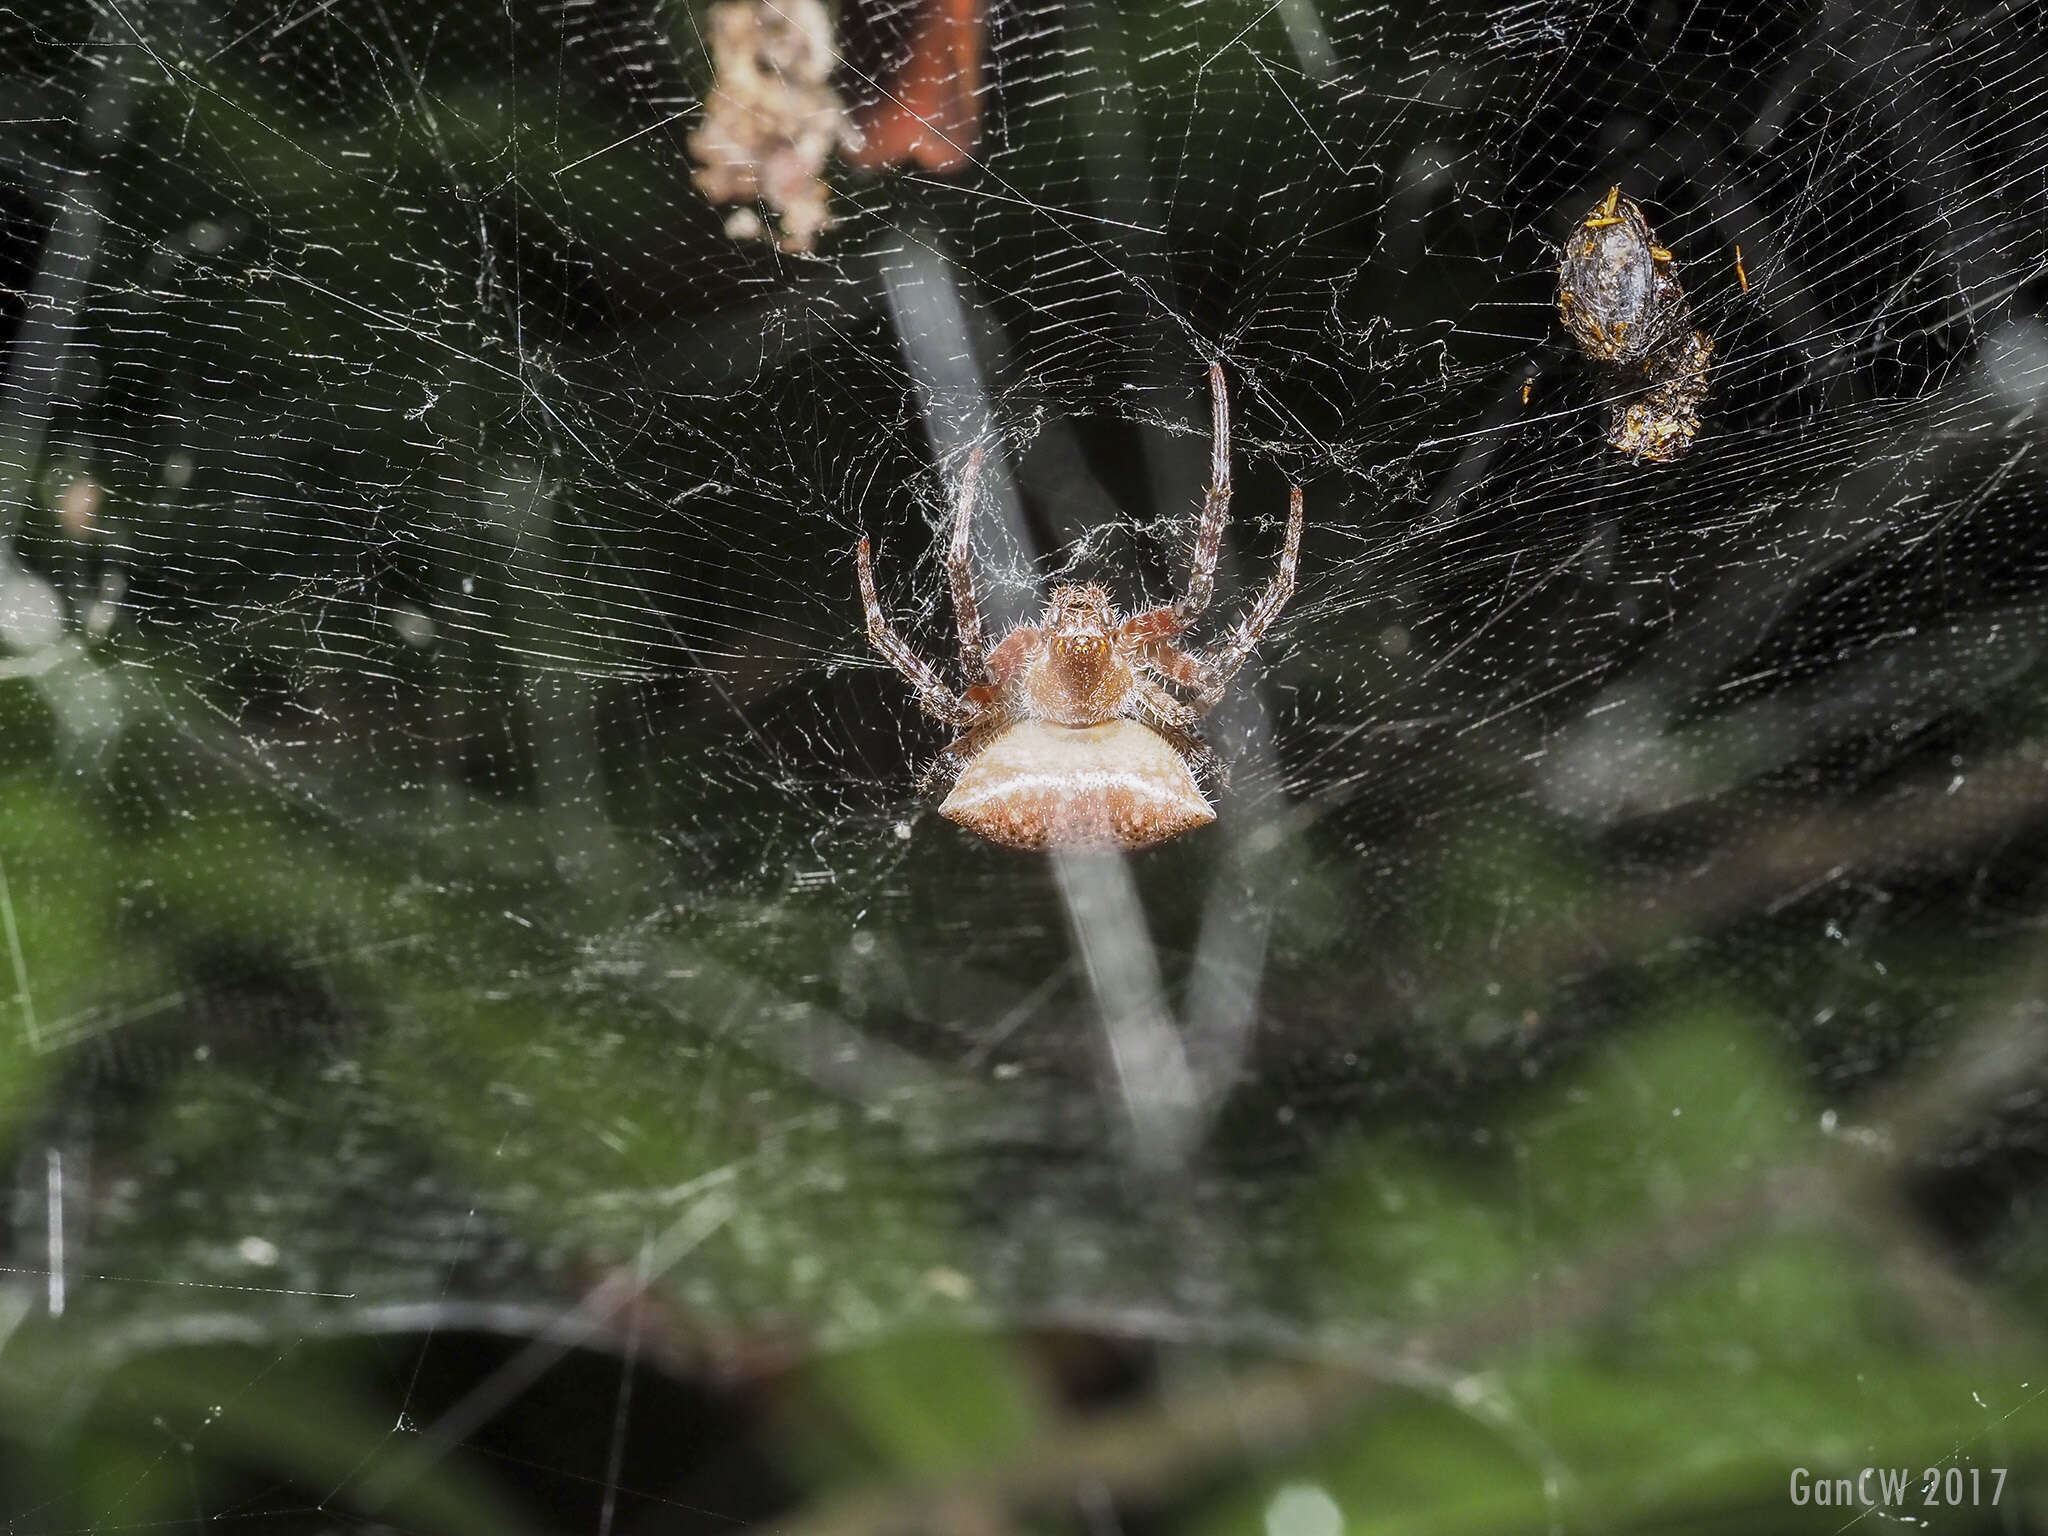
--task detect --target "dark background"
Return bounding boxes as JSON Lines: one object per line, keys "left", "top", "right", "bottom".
{"left": 0, "top": 0, "right": 2044, "bottom": 1529}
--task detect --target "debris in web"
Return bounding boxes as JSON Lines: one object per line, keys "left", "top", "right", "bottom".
{"left": 688, "top": 0, "right": 864, "bottom": 252}
{"left": 1607, "top": 326, "right": 1713, "bottom": 461}
{"left": 1556, "top": 186, "right": 1713, "bottom": 462}
{"left": 844, "top": 0, "right": 985, "bottom": 172}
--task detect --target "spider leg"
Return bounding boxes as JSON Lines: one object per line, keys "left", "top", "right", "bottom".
{"left": 1127, "top": 620, "right": 1203, "bottom": 692}
{"left": 925, "top": 702, "right": 1021, "bottom": 788}
{"left": 947, "top": 444, "right": 989, "bottom": 683}
{"left": 856, "top": 536, "right": 973, "bottom": 727}
{"left": 1120, "top": 606, "right": 1193, "bottom": 678}
{"left": 1173, "top": 361, "right": 1233, "bottom": 627}
{"left": 983, "top": 624, "right": 1043, "bottom": 688}
{"left": 1187, "top": 483, "right": 1303, "bottom": 712}
{"left": 1130, "top": 680, "right": 1223, "bottom": 786}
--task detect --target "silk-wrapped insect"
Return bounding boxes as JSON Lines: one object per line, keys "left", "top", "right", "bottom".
{"left": 1557, "top": 187, "right": 1713, "bottom": 462}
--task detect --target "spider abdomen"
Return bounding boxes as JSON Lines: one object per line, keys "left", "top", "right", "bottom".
{"left": 938, "top": 718, "right": 1214, "bottom": 851}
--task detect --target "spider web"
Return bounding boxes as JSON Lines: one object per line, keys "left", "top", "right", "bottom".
{"left": 2, "top": 0, "right": 2048, "bottom": 1527}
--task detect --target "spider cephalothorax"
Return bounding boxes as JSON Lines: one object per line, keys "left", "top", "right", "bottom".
{"left": 1014, "top": 585, "right": 1132, "bottom": 726}
{"left": 857, "top": 365, "right": 1304, "bottom": 851}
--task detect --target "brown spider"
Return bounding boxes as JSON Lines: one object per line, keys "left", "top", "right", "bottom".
{"left": 856, "top": 365, "right": 1304, "bottom": 851}
{"left": 1557, "top": 185, "right": 1713, "bottom": 462}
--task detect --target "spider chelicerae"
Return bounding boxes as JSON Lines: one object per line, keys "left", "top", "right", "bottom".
{"left": 856, "top": 365, "right": 1305, "bottom": 851}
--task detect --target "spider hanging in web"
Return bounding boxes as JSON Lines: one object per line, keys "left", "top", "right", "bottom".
{"left": 856, "top": 365, "right": 1305, "bottom": 851}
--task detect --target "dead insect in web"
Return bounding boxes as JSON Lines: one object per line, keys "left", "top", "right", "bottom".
{"left": 1557, "top": 186, "right": 1682, "bottom": 368}
{"left": 856, "top": 365, "right": 1304, "bottom": 851}
{"left": 1733, "top": 243, "right": 1750, "bottom": 293}
{"left": 1556, "top": 185, "right": 1714, "bottom": 462}
{"left": 1607, "top": 328, "right": 1713, "bottom": 462}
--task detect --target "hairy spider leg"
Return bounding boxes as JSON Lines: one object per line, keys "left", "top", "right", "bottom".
{"left": 1584, "top": 184, "right": 1624, "bottom": 229}
{"left": 928, "top": 705, "right": 1020, "bottom": 790}
{"left": 1126, "top": 611, "right": 1204, "bottom": 692}
{"left": 1130, "top": 684, "right": 1220, "bottom": 782}
{"left": 1173, "top": 361, "right": 1234, "bottom": 627}
{"left": 1190, "top": 484, "right": 1303, "bottom": 709}
{"left": 926, "top": 624, "right": 1039, "bottom": 788}
{"left": 982, "top": 625, "right": 1042, "bottom": 689}
{"left": 946, "top": 444, "right": 989, "bottom": 683}
{"left": 856, "top": 536, "right": 973, "bottom": 726}
{"left": 1130, "top": 678, "right": 1221, "bottom": 782}
{"left": 1132, "top": 672, "right": 1202, "bottom": 731}
{"left": 1131, "top": 484, "right": 1302, "bottom": 709}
